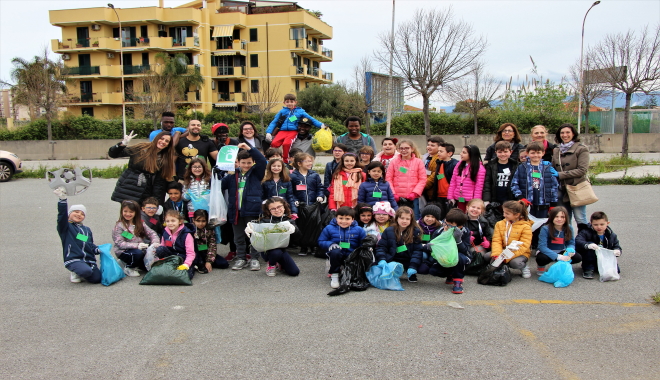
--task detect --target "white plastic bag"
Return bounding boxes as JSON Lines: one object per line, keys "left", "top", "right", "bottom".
{"left": 595, "top": 247, "right": 620, "bottom": 282}
{"left": 249, "top": 222, "right": 290, "bottom": 252}
{"left": 144, "top": 245, "right": 158, "bottom": 271}
{"left": 527, "top": 207, "right": 548, "bottom": 232}
{"left": 208, "top": 173, "right": 227, "bottom": 226}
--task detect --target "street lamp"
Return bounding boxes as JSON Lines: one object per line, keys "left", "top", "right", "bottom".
{"left": 108, "top": 3, "right": 126, "bottom": 136}
{"left": 577, "top": 1, "right": 600, "bottom": 134}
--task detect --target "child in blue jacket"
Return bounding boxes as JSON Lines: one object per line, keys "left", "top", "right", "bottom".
{"left": 318, "top": 206, "right": 367, "bottom": 289}
{"left": 358, "top": 161, "right": 398, "bottom": 209}
{"left": 536, "top": 206, "right": 581, "bottom": 276}
{"left": 54, "top": 187, "right": 101, "bottom": 284}
{"left": 290, "top": 153, "right": 324, "bottom": 205}
{"left": 375, "top": 206, "right": 424, "bottom": 283}
{"left": 261, "top": 158, "right": 298, "bottom": 215}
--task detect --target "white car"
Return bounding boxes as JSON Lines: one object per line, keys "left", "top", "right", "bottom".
{"left": 0, "top": 150, "right": 22, "bottom": 182}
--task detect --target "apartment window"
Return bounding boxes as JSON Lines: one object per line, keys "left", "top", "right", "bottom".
{"left": 235, "top": 80, "right": 242, "bottom": 93}
{"left": 249, "top": 28, "right": 258, "bottom": 42}
{"left": 233, "top": 29, "right": 240, "bottom": 40}
{"left": 140, "top": 25, "right": 148, "bottom": 38}
{"left": 250, "top": 80, "right": 259, "bottom": 93}
{"left": 295, "top": 80, "right": 300, "bottom": 92}
{"left": 81, "top": 107, "right": 94, "bottom": 117}
{"left": 289, "top": 27, "right": 306, "bottom": 40}
{"left": 250, "top": 54, "right": 258, "bottom": 68}
{"left": 142, "top": 53, "right": 149, "bottom": 66}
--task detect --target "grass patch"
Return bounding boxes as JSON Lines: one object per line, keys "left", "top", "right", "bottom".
{"left": 651, "top": 291, "right": 660, "bottom": 305}
{"left": 591, "top": 174, "right": 660, "bottom": 185}
{"left": 589, "top": 155, "right": 658, "bottom": 175}
{"left": 14, "top": 163, "right": 128, "bottom": 179}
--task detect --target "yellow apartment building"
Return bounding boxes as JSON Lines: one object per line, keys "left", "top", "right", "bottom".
{"left": 49, "top": 0, "right": 333, "bottom": 119}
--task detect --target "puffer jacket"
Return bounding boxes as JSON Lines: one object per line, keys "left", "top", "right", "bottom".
{"left": 111, "top": 221, "right": 159, "bottom": 256}
{"left": 447, "top": 162, "right": 486, "bottom": 202}
{"left": 375, "top": 226, "right": 423, "bottom": 269}
{"left": 575, "top": 224, "right": 621, "bottom": 254}
{"left": 318, "top": 219, "right": 366, "bottom": 254}
{"left": 483, "top": 158, "right": 520, "bottom": 202}
{"left": 358, "top": 177, "right": 398, "bottom": 209}
{"left": 160, "top": 222, "right": 196, "bottom": 268}
{"left": 266, "top": 106, "right": 322, "bottom": 134}
{"left": 552, "top": 143, "right": 590, "bottom": 203}
{"left": 511, "top": 159, "right": 558, "bottom": 205}
{"left": 385, "top": 154, "right": 427, "bottom": 198}
{"left": 57, "top": 200, "right": 99, "bottom": 267}
{"left": 290, "top": 169, "right": 324, "bottom": 204}
{"left": 261, "top": 179, "right": 298, "bottom": 214}
{"left": 108, "top": 143, "right": 169, "bottom": 204}
{"left": 323, "top": 159, "right": 340, "bottom": 196}
{"left": 465, "top": 216, "right": 493, "bottom": 243}
{"left": 491, "top": 219, "right": 534, "bottom": 261}
{"left": 220, "top": 147, "right": 268, "bottom": 223}
{"left": 328, "top": 171, "right": 366, "bottom": 210}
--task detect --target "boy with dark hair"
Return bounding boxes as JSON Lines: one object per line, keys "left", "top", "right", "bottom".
{"left": 318, "top": 206, "right": 367, "bottom": 288}
{"left": 575, "top": 211, "right": 622, "bottom": 279}
{"left": 428, "top": 142, "right": 458, "bottom": 211}
{"left": 141, "top": 197, "right": 163, "bottom": 238}
{"left": 422, "top": 136, "right": 445, "bottom": 206}
{"left": 483, "top": 140, "right": 519, "bottom": 206}
{"left": 163, "top": 182, "right": 190, "bottom": 220}
{"left": 265, "top": 147, "right": 283, "bottom": 160}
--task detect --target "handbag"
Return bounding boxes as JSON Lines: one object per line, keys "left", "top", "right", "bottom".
{"left": 558, "top": 153, "right": 598, "bottom": 206}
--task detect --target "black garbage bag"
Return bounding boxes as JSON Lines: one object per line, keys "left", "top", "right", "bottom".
{"left": 397, "top": 198, "right": 414, "bottom": 210}
{"left": 464, "top": 247, "right": 487, "bottom": 276}
{"left": 321, "top": 208, "right": 336, "bottom": 228}
{"left": 484, "top": 202, "right": 503, "bottom": 229}
{"left": 477, "top": 264, "right": 511, "bottom": 286}
{"left": 328, "top": 235, "right": 377, "bottom": 296}
{"left": 297, "top": 202, "right": 323, "bottom": 247}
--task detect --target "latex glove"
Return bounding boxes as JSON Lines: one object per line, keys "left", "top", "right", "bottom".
{"left": 316, "top": 196, "right": 324, "bottom": 203}
{"left": 407, "top": 268, "right": 417, "bottom": 277}
{"left": 587, "top": 243, "right": 599, "bottom": 251}
{"left": 614, "top": 249, "right": 621, "bottom": 257}
{"left": 321, "top": 124, "right": 328, "bottom": 130}
{"left": 407, "top": 192, "right": 418, "bottom": 200}
{"left": 557, "top": 255, "right": 571, "bottom": 262}
{"left": 448, "top": 199, "right": 456, "bottom": 206}
{"left": 452, "top": 228, "right": 463, "bottom": 243}
{"left": 265, "top": 133, "right": 273, "bottom": 142}
{"left": 138, "top": 243, "right": 149, "bottom": 250}
{"left": 378, "top": 260, "right": 387, "bottom": 266}
{"left": 150, "top": 243, "right": 160, "bottom": 249}
{"left": 244, "top": 224, "right": 254, "bottom": 237}
{"left": 94, "top": 248, "right": 101, "bottom": 255}
{"left": 506, "top": 243, "right": 520, "bottom": 251}
{"left": 520, "top": 198, "right": 532, "bottom": 207}
{"left": 470, "top": 235, "right": 476, "bottom": 244}
{"left": 121, "top": 130, "right": 137, "bottom": 146}
{"left": 294, "top": 201, "right": 300, "bottom": 207}
{"left": 291, "top": 214, "right": 298, "bottom": 220}
{"left": 156, "top": 205, "right": 163, "bottom": 216}
{"left": 481, "top": 237, "right": 491, "bottom": 249}
{"left": 177, "top": 264, "right": 189, "bottom": 271}
{"left": 328, "top": 244, "right": 340, "bottom": 251}
{"left": 394, "top": 194, "right": 401, "bottom": 202}
{"left": 53, "top": 186, "right": 67, "bottom": 200}
{"left": 285, "top": 223, "right": 296, "bottom": 234}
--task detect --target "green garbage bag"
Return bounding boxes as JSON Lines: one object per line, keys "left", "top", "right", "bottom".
{"left": 429, "top": 228, "right": 459, "bottom": 268}
{"left": 140, "top": 256, "right": 192, "bottom": 286}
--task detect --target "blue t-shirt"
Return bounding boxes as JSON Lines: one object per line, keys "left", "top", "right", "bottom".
{"left": 149, "top": 127, "right": 187, "bottom": 141}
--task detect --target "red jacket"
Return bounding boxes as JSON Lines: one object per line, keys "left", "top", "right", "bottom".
{"left": 328, "top": 171, "right": 366, "bottom": 210}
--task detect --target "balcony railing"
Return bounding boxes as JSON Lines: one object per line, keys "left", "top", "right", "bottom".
{"left": 322, "top": 47, "right": 333, "bottom": 58}
{"left": 67, "top": 66, "right": 100, "bottom": 75}
{"left": 216, "top": 66, "right": 245, "bottom": 76}
{"left": 307, "top": 67, "right": 319, "bottom": 77}
{"left": 76, "top": 38, "right": 90, "bottom": 47}
{"left": 218, "top": 92, "right": 230, "bottom": 101}
{"left": 307, "top": 41, "right": 318, "bottom": 52}
{"left": 323, "top": 72, "right": 333, "bottom": 81}
{"left": 172, "top": 37, "right": 186, "bottom": 47}
{"left": 123, "top": 65, "right": 149, "bottom": 75}
{"left": 295, "top": 66, "right": 304, "bottom": 75}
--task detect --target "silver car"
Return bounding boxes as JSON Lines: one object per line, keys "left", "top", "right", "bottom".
{"left": 0, "top": 150, "right": 22, "bottom": 182}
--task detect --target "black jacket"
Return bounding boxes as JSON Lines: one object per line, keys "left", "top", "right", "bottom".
{"left": 108, "top": 143, "right": 168, "bottom": 204}
{"left": 375, "top": 226, "right": 424, "bottom": 269}
{"left": 575, "top": 225, "right": 622, "bottom": 254}
{"left": 483, "top": 158, "right": 520, "bottom": 202}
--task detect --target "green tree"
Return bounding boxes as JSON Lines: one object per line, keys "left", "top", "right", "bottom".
{"left": 296, "top": 83, "right": 367, "bottom": 123}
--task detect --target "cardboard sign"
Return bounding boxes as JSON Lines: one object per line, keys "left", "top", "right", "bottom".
{"left": 278, "top": 188, "right": 287, "bottom": 195}
{"left": 532, "top": 172, "right": 542, "bottom": 178}
{"left": 238, "top": 181, "right": 246, "bottom": 188}
{"left": 437, "top": 174, "right": 445, "bottom": 180}
{"left": 165, "top": 240, "right": 173, "bottom": 247}
{"left": 197, "top": 244, "right": 208, "bottom": 251}
{"left": 458, "top": 197, "right": 466, "bottom": 202}
{"left": 215, "top": 145, "right": 239, "bottom": 171}
{"left": 399, "top": 167, "right": 408, "bottom": 173}
{"left": 149, "top": 218, "right": 158, "bottom": 225}
{"left": 121, "top": 231, "right": 134, "bottom": 240}
{"left": 422, "top": 234, "right": 430, "bottom": 242}
{"left": 289, "top": 115, "right": 298, "bottom": 122}
{"left": 551, "top": 237, "right": 565, "bottom": 245}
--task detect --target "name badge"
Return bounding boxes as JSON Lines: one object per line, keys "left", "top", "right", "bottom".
{"left": 503, "top": 168, "right": 511, "bottom": 175}
{"left": 437, "top": 173, "right": 445, "bottom": 180}
{"left": 76, "top": 233, "right": 88, "bottom": 242}
{"left": 342, "top": 180, "right": 348, "bottom": 185}
{"left": 121, "top": 231, "right": 134, "bottom": 239}
{"left": 396, "top": 245, "right": 408, "bottom": 253}
{"left": 239, "top": 181, "right": 246, "bottom": 188}
{"left": 532, "top": 172, "right": 542, "bottom": 178}
{"left": 373, "top": 191, "right": 382, "bottom": 198}
{"left": 149, "top": 218, "right": 158, "bottom": 225}
{"left": 426, "top": 170, "right": 432, "bottom": 176}
{"left": 339, "top": 242, "right": 350, "bottom": 249}
{"left": 399, "top": 167, "right": 408, "bottom": 173}
{"left": 296, "top": 185, "right": 307, "bottom": 191}
{"left": 458, "top": 197, "right": 466, "bottom": 202}
{"left": 422, "top": 234, "right": 430, "bottom": 242}
{"left": 197, "top": 244, "right": 208, "bottom": 250}
{"left": 289, "top": 115, "right": 298, "bottom": 122}
{"left": 278, "top": 188, "right": 287, "bottom": 195}
{"left": 551, "top": 237, "right": 564, "bottom": 245}
{"left": 165, "top": 240, "right": 173, "bottom": 247}
{"left": 188, "top": 211, "right": 195, "bottom": 217}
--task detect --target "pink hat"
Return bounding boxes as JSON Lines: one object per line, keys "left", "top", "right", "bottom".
{"left": 372, "top": 201, "right": 394, "bottom": 217}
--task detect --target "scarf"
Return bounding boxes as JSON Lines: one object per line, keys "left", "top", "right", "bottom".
{"left": 559, "top": 141, "right": 575, "bottom": 154}
{"left": 332, "top": 168, "right": 363, "bottom": 205}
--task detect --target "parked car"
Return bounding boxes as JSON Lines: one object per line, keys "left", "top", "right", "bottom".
{"left": 0, "top": 150, "right": 22, "bottom": 182}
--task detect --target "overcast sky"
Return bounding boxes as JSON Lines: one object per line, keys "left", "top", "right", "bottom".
{"left": 1, "top": 0, "right": 658, "bottom": 107}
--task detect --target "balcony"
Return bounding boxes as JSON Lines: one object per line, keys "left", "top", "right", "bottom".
{"left": 66, "top": 92, "right": 123, "bottom": 104}
{"left": 215, "top": 66, "right": 246, "bottom": 78}
{"left": 123, "top": 65, "right": 150, "bottom": 75}
{"left": 322, "top": 47, "right": 333, "bottom": 59}
{"left": 214, "top": 92, "right": 246, "bottom": 106}
{"left": 322, "top": 71, "right": 333, "bottom": 82}
{"left": 214, "top": 40, "right": 247, "bottom": 56}
{"left": 290, "top": 39, "right": 333, "bottom": 62}
{"left": 66, "top": 66, "right": 101, "bottom": 76}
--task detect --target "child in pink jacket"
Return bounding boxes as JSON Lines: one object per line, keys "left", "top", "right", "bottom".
{"left": 448, "top": 145, "right": 486, "bottom": 212}
{"left": 155, "top": 210, "right": 197, "bottom": 279}
{"left": 385, "top": 139, "right": 426, "bottom": 218}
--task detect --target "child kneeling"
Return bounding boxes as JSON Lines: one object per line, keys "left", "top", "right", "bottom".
{"left": 575, "top": 211, "right": 622, "bottom": 279}
{"left": 375, "top": 206, "right": 424, "bottom": 283}
{"left": 192, "top": 209, "right": 229, "bottom": 274}
{"left": 156, "top": 210, "right": 196, "bottom": 279}
{"left": 536, "top": 206, "right": 581, "bottom": 275}
{"left": 490, "top": 200, "right": 534, "bottom": 278}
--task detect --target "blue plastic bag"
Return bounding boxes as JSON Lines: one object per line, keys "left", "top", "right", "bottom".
{"left": 188, "top": 191, "right": 210, "bottom": 211}
{"left": 366, "top": 261, "right": 404, "bottom": 291}
{"left": 539, "top": 260, "right": 574, "bottom": 288}
{"left": 98, "top": 243, "right": 125, "bottom": 286}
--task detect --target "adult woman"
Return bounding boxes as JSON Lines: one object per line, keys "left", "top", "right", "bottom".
{"left": 520, "top": 125, "right": 556, "bottom": 162}
{"left": 358, "top": 145, "right": 375, "bottom": 173}
{"left": 374, "top": 137, "right": 400, "bottom": 172}
{"left": 551, "top": 123, "right": 590, "bottom": 231}
{"left": 237, "top": 121, "right": 270, "bottom": 153}
{"left": 109, "top": 130, "right": 176, "bottom": 204}
{"left": 484, "top": 123, "right": 524, "bottom": 163}
{"left": 385, "top": 139, "right": 426, "bottom": 218}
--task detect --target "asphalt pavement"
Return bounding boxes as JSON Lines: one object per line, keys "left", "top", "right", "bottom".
{"left": 1, "top": 179, "right": 659, "bottom": 379}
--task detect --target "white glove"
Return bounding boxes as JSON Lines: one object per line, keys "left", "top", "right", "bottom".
{"left": 138, "top": 243, "right": 149, "bottom": 250}
{"left": 614, "top": 249, "right": 621, "bottom": 257}
{"left": 122, "top": 130, "right": 137, "bottom": 146}
{"left": 150, "top": 243, "right": 160, "bottom": 249}
{"left": 294, "top": 201, "right": 300, "bottom": 207}
{"left": 557, "top": 255, "right": 570, "bottom": 262}
{"left": 156, "top": 205, "right": 163, "bottom": 216}
{"left": 53, "top": 186, "right": 67, "bottom": 200}
{"left": 587, "top": 243, "right": 599, "bottom": 251}
{"left": 321, "top": 124, "right": 328, "bottom": 130}
{"left": 316, "top": 197, "right": 324, "bottom": 203}
{"left": 506, "top": 244, "right": 520, "bottom": 252}
{"left": 265, "top": 133, "right": 273, "bottom": 142}
{"left": 245, "top": 224, "right": 254, "bottom": 237}
{"left": 328, "top": 244, "right": 340, "bottom": 251}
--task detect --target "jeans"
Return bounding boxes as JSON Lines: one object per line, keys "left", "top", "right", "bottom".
{"left": 231, "top": 215, "right": 253, "bottom": 260}
{"left": 557, "top": 190, "right": 588, "bottom": 225}
{"left": 327, "top": 248, "right": 349, "bottom": 274}
{"left": 66, "top": 261, "right": 101, "bottom": 283}
{"left": 536, "top": 251, "right": 582, "bottom": 267}
{"left": 118, "top": 248, "right": 146, "bottom": 270}
{"left": 260, "top": 248, "right": 300, "bottom": 276}
{"left": 428, "top": 253, "right": 468, "bottom": 280}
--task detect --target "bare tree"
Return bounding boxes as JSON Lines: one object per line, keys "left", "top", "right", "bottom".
{"left": 348, "top": 56, "right": 374, "bottom": 132}
{"left": 568, "top": 53, "right": 609, "bottom": 134}
{"left": 374, "top": 7, "right": 486, "bottom": 138}
{"left": 245, "top": 79, "right": 281, "bottom": 133}
{"left": 443, "top": 62, "right": 501, "bottom": 134}
{"left": 590, "top": 25, "right": 660, "bottom": 157}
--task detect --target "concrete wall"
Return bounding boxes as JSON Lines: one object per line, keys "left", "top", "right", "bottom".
{"left": 2, "top": 134, "right": 658, "bottom": 160}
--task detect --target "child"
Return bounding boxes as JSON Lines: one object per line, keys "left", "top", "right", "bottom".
{"left": 386, "top": 139, "right": 426, "bottom": 218}
{"left": 375, "top": 206, "right": 424, "bottom": 283}
{"left": 575, "top": 211, "right": 622, "bottom": 279}
{"left": 289, "top": 152, "right": 324, "bottom": 256}
{"left": 447, "top": 145, "right": 486, "bottom": 212}
{"left": 265, "top": 147, "right": 283, "bottom": 161}
{"left": 245, "top": 197, "right": 301, "bottom": 277}
{"left": 536, "top": 206, "right": 581, "bottom": 275}
{"left": 490, "top": 200, "right": 534, "bottom": 278}
{"left": 374, "top": 137, "right": 400, "bottom": 172}
{"left": 54, "top": 187, "right": 102, "bottom": 284}
{"left": 428, "top": 142, "right": 459, "bottom": 211}
{"left": 182, "top": 157, "right": 211, "bottom": 218}
{"left": 356, "top": 203, "right": 374, "bottom": 228}
{"left": 265, "top": 93, "right": 325, "bottom": 162}
{"left": 155, "top": 210, "right": 196, "bottom": 279}
{"left": 220, "top": 143, "right": 268, "bottom": 271}
{"left": 358, "top": 146, "right": 375, "bottom": 170}
{"left": 261, "top": 158, "right": 298, "bottom": 216}
{"left": 112, "top": 200, "right": 159, "bottom": 277}
{"left": 422, "top": 136, "right": 445, "bottom": 205}
{"left": 318, "top": 206, "right": 367, "bottom": 288}
{"left": 421, "top": 209, "right": 471, "bottom": 294}
{"left": 483, "top": 141, "right": 520, "bottom": 207}
{"left": 192, "top": 209, "right": 229, "bottom": 274}
{"left": 324, "top": 143, "right": 348, "bottom": 197}
{"left": 141, "top": 197, "right": 163, "bottom": 238}
{"left": 163, "top": 182, "right": 190, "bottom": 220}
{"left": 364, "top": 201, "right": 395, "bottom": 241}
{"left": 465, "top": 199, "right": 493, "bottom": 260}
{"left": 328, "top": 153, "right": 366, "bottom": 211}
{"left": 418, "top": 204, "right": 443, "bottom": 246}
{"left": 358, "top": 161, "right": 398, "bottom": 209}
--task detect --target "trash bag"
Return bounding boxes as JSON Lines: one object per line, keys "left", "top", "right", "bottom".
{"left": 321, "top": 208, "right": 336, "bottom": 228}
{"left": 248, "top": 222, "right": 291, "bottom": 252}
{"left": 328, "top": 235, "right": 377, "bottom": 296}
{"left": 484, "top": 202, "right": 503, "bottom": 229}
{"left": 528, "top": 207, "right": 548, "bottom": 232}
{"left": 539, "top": 260, "right": 574, "bottom": 288}
{"left": 208, "top": 173, "right": 227, "bottom": 226}
{"left": 596, "top": 247, "right": 620, "bottom": 282}
{"left": 429, "top": 228, "right": 459, "bottom": 267}
{"left": 144, "top": 244, "right": 157, "bottom": 271}
{"left": 464, "top": 246, "right": 487, "bottom": 275}
{"left": 397, "top": 197, "right": 414, "bottom": 210}
{"left": 366, "top": 260, "right": 404, "bottom": 291}
{"left": 297, "top": 202, "right": 323, "bottom": 247}
{"left": 312, "top": 127, "right": 333, "bottom": 152}
{"left": 478, "top": 264, "right": 512, "bottom": 286}
{"left": 98, "top": 243, "right": 125, "bottom": 286}
{"left": 188, "top": 190, "right": 210, "bottom": 211}
{"left": 140, "top": 256, "right": 192, "bottom": 286}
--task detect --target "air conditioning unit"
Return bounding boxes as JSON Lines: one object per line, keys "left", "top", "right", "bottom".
{"left": 62, "top": 54, "right": 71, "bottom": 60}
{"left": 158, "top": 25, "right": 166, "bottom": 32}
{"left": 107, "top": 53, "right": 115, "bottom": 59}
{"left": 291, "top": 52, "right": 297, "bottom": 59}
{"left": 91, "top": 24, "right": 101, "bottom": 31}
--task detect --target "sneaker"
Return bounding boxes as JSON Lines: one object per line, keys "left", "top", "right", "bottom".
{"left": 124, "top": 267, "right": 140, "bottom": 277}
{"left": 445, "top": 277, "right": 453, "bottom": 285}
{"left": 537, "top": 266, "right": 546, "bottom": 276}
{"left": 225, "top": 251, "right": 236, "bottom": 261}
{"left": 298, "top": 247, "right": 308, "bottom": 256}
{"left": 583, "top": 270, "right": 594, "bottom": 279}
{"left": 250, "top": 259, "right": 260, "bottom": 271}
{"left": 196, "top": 265, "right": 208, "bottom": 274}
{"left": 452, "top": 280, "right": 464, "bottom": 294}
{"left": 408, "top": 274, "right": 418, "bottom": 283}
{"left": 70, "top": 272, "right": 82, "bottom": 283}
{"left": 266, "top": 265, "right": 277, "bottom": 277}
{"left": 521, "top": 265, "right": 531, "bottom": 279}
{"left": 231, "top": 259, "right": 248, "bottom": 270}
{"left": 330, "top": 273, "right": 339, "bottom": 289}
{"left": 325, "top": 259, "right": 331, "bottom": 277}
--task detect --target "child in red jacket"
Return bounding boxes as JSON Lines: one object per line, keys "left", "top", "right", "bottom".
{"left": 328, "top": 153, "right": 366, "bottom": 211}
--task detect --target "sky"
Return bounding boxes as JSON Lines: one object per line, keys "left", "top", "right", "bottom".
{"left": 1, "top": 0, "right": 659, "bottom": 108}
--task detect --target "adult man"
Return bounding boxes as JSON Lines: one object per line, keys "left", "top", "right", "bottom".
{"left": 209, "top": 123, "right": 239, "bottom": 167}
{"left": 290, "top": 117, "right": 316, "bottom": 158}
{"left": 148, "top": 111, "right": 187, "bottom": 142}
{"left": 174, "top": 119, "right": 218, "bottom": 177}
{"left": 335, "top": 116, "right": 377, "bottom": 154}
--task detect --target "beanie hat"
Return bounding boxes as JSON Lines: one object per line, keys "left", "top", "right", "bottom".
{"left": 421, "top": 204, "right": 442, "bottom": 221}
{"left": 212, "top": 123, "right": 229, "bottom": 135}
{"left": 68, "top": 204, "right": 87, "bottom": 216}
{"left": 372, "top": 201, "right": 394, "bottom": 217}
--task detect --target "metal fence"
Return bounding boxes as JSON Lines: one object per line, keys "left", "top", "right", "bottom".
{"left": 586, "top": 110, "right": 660, "bottom": 133}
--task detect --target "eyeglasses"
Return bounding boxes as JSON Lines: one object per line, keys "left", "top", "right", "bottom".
{"left": 399, "top": 147, "right": 411, "bottom": 150}
{"left": 243, "top": 128, "right": 254, "bottom": 131}
{"left": 191, "top": 166, "right": 204, "bottom": 170}
{"left": 269, "top": 205, "right": 284, "bottom": 212}
{"left": 502, "top": 129, "right": 514, "bottom": 134}
{"left": 359, "top": 152, "right": 371, "bottom": 156}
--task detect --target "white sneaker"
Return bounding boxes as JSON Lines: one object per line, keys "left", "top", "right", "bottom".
{"left": 266, "top": 265, "right": 277, "bottom": 277}
{"left": 521, "top": 265, "right": 531, "bottom": 279}
{"left": 124, "top": 267, "right": 140, "bottom": 277}
{"left": 70, "top": 272, "right": 82, "bottom": 283}
{"left": 250, "top": 259, "right": 260, "bottom": 271}
{"left": 330, "top": 273, "right": 339, "bottom": 288}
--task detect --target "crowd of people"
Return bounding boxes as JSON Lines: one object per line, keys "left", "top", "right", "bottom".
{"left": 54, "top": 93, "right": 621, "bottom": 293}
